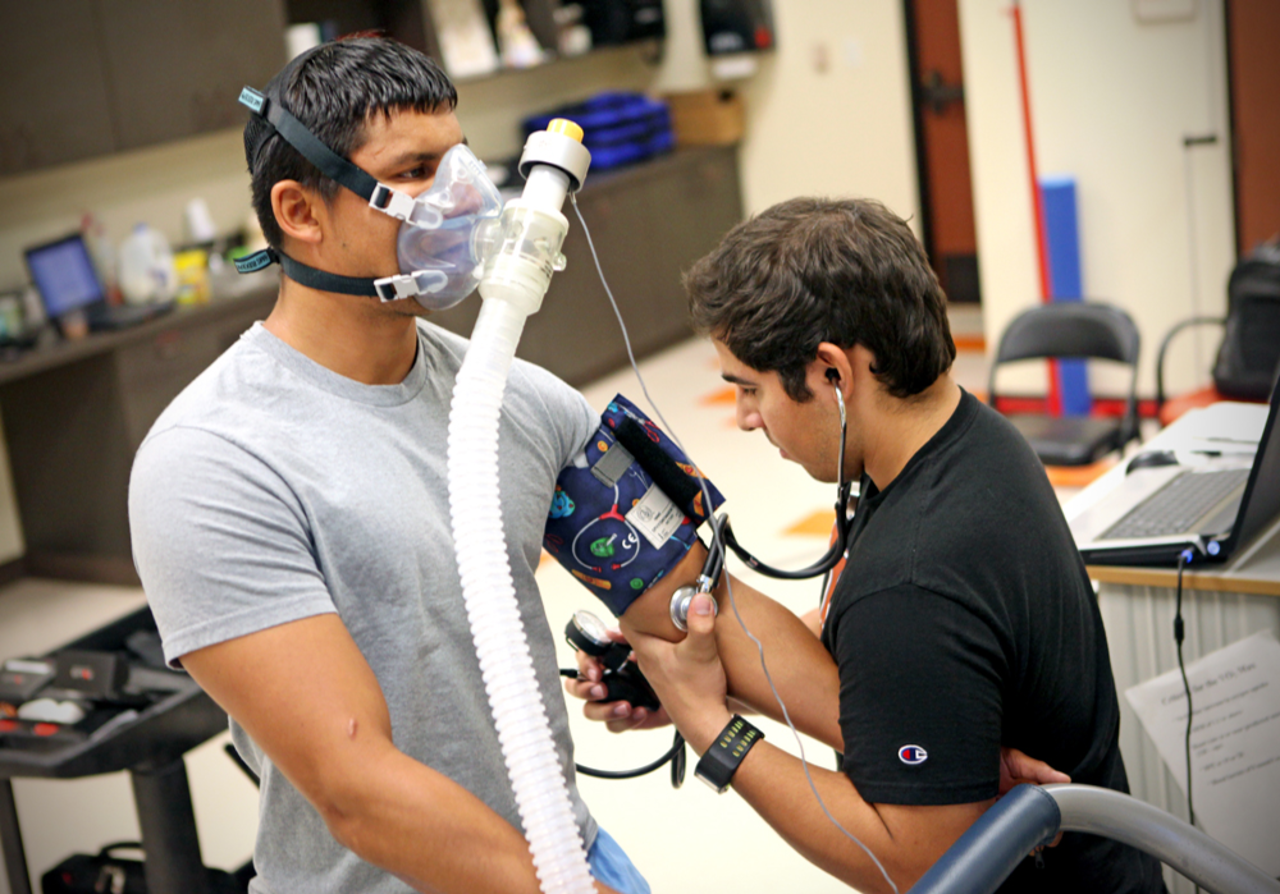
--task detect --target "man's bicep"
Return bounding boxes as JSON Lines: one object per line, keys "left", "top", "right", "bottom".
{"left": 130, "top": 428, "right": 335, "bottom": 666}
{"left": 181, "top": 613, "right": 393, "bottom": 813}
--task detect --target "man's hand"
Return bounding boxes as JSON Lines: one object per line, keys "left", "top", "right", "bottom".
{"left": 999, "top": 746, "right": 1070, "bottom": 848}
{"left": 622, "top": 593, "right": 733, "bottom": 753}
{"left": 998, "top": 746, "right": 1070, "bottom": 794}
{"left": 564, "top": 629, "right": 672, "bottom": 732}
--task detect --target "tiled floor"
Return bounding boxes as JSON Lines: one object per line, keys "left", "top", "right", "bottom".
{"left": 2, "top": 303, "right": 1091, "bottom": 894}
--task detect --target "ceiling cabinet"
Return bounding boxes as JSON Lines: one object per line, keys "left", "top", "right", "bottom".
{"left": 0, "top": 0, "right": 287, "bottom": 176}
{"left": 99, "top": 0, "right": 289, "bottom": 152}
{"left": 0, "top": 2, "right": 118, "bottom": 175}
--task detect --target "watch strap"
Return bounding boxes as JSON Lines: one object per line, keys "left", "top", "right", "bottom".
{"left": 694, "top": 715, "right": 764, "bottom": 794}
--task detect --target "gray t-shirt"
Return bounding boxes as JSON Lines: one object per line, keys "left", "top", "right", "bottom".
{"left": 129, "top": 320, "right": 600, "bottom": 894}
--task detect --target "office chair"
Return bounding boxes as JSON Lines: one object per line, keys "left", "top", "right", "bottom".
{"left": 1155, "top": 241, "right": 1280, "bottom": 425}
{"left": 1153, "top": 315, "right": 1225, "bottom": 426}
{"left": 987, "top": 301, "right": 1140, "bottom": 467}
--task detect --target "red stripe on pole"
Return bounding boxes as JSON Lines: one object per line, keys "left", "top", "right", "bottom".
{"left": 1010, "top": 1, "right": 1061, "bottom": 415}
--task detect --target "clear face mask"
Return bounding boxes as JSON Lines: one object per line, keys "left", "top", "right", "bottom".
{"left": 235, "top": 83, "right": 505, "bottom": 311}
{"left": 387, "top": 143, "right": 504, "bottom": 311}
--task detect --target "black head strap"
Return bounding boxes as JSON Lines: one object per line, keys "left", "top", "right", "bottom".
{"left": 239, "top": 86, "right": 412, "bottom": 220}
{"left": 234, "top": 247, "right": 379, "bottom": 297}
{"left": 239, "top": 87, "right": 379, "bottom": 203}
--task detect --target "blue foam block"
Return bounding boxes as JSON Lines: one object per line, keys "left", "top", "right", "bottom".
{"left": 1041, "top": 175, "right": 1091, "bottom": 417}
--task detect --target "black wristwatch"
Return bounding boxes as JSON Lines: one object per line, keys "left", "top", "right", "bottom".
{"left": 694, "top": 715, "right": 764, "bottom": 794}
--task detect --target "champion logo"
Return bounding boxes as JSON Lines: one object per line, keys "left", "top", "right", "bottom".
{"left": 898, "top": 745, "right": 928, "bottom": 765}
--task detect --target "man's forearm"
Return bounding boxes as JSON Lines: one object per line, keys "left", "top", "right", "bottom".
{"left": 708, "top": 573, "right": 843, "bottom": 749}
{"left": 617, "top": 543, "right": 842, "bottom": 748}
{"left": 681, "top": 719, "right": 984, "bottom": 894}
{"left": 321, "top": 738, "right": 616, "bottom": 894}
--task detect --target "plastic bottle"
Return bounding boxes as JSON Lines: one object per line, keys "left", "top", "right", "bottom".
{"left": 81, "top": 214, "right": 120, "bottom": 303}
{"left": 119, "top": 224, "right": 176, "bottom": 305}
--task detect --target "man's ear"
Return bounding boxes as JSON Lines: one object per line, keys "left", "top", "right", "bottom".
{"left": 812, "top": 342, "right": 856, "bottom": 394}
{"left": 270, "top": 180, "right": 324, "bottom": 246}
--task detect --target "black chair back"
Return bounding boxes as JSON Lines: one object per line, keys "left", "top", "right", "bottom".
{"left": 993, "top": 302, "right": 1140, "bottom": 366}
{"left": 988, "top": 301, "right": 1141, "bottom": 452}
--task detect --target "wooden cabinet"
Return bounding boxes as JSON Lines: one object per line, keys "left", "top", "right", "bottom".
{"left": 0, "top": 290, "right": 277, "bottom": 583}
{"left": 0, "top": 0, "right": 286, "bottom": 175}
{"left": 99, "top": 0, "right": 288, "bottom": 151}
{"left": 0, "top": 2, "right": 117, "bottom": 175}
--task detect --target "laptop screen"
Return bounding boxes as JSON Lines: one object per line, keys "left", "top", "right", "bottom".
{"left": 24, "top": 234, "right": 105, "bottom": 318}
{"left": 1229, "top": 382, "right": 1280, "bottom": 554}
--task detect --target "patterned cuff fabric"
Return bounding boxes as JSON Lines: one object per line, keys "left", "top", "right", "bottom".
{"left": 543, "top": 394, "right": 725, "bottom": 617}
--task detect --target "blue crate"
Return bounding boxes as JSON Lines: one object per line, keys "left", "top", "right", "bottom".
{"left": 523, "top": 92, "right": 673, "bottom": 171}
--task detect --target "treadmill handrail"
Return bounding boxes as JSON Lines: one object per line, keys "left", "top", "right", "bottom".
{"left": 1049, "top": 784, "right": 1279, "bottom": 894}
{"left": 907, "top": 784, "right": 1280, "bottom": 894}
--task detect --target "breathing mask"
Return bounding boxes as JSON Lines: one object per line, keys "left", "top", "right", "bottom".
{"left": 234, "top": 81, "right": 503, "bottom": 311}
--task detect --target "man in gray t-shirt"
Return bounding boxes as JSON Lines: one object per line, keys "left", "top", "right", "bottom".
{"left": 129, "top": 38, "right": 641, "bottom": 894}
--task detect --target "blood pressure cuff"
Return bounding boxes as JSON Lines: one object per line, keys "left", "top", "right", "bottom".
{"left": 544, "top": 394, "right": 724, "bottom": 617}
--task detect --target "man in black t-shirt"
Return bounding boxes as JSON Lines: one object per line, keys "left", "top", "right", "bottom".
{"left": 578, "top": 198, "right": 1168, "bottom": 892}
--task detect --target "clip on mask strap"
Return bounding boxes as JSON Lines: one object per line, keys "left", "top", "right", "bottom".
{"left": 238, "top": 87, "right": 415, "bottom": 221}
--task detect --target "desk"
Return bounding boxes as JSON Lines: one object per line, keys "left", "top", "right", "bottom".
{"left": 1066, "top": 403, "right": 1280, "bottom": 893}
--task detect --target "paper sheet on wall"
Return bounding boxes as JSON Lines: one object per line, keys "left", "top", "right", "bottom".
{"left": 1124, "top": 629, "right": 1280, "bottom": 876}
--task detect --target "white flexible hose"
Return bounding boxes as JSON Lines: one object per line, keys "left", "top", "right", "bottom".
{"left": 447, "top": 276, "right": 596, "bottom": 891}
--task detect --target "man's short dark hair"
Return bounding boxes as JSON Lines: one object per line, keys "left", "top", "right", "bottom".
{"left": 685, "top": 197, "right": 956, "bottom": 401}
{"left": 245, "top": 37, "right": 458, "bottom": 249}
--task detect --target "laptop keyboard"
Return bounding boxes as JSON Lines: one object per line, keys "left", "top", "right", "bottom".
{"left": 1099, "top": 468, "right": 1250, "bottom": 541}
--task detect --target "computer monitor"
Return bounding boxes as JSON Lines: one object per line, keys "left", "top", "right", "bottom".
{"left": 23, "top": 233, "right": 106, "bottom": 319}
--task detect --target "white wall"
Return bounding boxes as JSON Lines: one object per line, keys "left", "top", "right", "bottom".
{"left": 959, "top": 0, "right": 1236, "bottom": 399}
{"left": 735, "top": 2, "right": 919, "bottom": 223}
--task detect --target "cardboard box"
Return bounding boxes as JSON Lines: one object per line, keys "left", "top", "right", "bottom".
{"left": 662, "top": 89, "right": 745, "bottom": 147}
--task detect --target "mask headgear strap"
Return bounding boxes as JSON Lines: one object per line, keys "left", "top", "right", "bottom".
{"left": 232, "top": 246, "right": 382, "bottom": 296}
{"left": 237, "top": 86, "right": 417, "bottom": 221}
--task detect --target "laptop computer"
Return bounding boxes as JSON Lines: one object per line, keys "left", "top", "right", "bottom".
{"left": 23, "top": 232, "right": 173, "bottom": 333}
{"left": 1071, "top": 383, "right": 1280, "bottom": 567}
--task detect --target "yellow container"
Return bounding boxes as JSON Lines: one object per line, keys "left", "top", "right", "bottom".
{"left": 173, "top": 249, "right": 211, "bottom": 304}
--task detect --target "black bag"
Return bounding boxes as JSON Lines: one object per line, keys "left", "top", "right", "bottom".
{"left": 1214, "top": 240, "right": 1280, "bottom": 400}
{"left": 42, "top": 843, "right": 146, "bottom": 894}
{"left": 41, "top": 842, "right": 245, "bottom": 894}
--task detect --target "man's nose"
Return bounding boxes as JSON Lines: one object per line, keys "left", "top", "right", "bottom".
{"left": 736, "top": 402, "right": 762, "bottom": 432}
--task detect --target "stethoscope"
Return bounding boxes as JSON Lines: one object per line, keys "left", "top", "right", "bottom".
{"left": 670, "top": 371, "right": 855, "bottom": 630}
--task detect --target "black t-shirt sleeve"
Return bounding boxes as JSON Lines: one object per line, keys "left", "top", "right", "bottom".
{"left": 827, "top": 583, "right": 1006, "bottom": 805}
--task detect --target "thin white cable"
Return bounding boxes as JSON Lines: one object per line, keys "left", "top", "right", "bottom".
{"left": 570, "top": 194, "right": 900, "bottom": 894}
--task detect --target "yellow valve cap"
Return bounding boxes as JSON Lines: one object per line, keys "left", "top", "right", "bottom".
{"left": 547, "top": 118, "right": 584, "bottom": 143}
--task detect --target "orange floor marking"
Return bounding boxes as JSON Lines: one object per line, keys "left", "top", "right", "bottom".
{"left": 1044, "top": 459, "right": 1117, "bottom": 489}
{"left": 785, "top": 509, "right": 837, "bottom": 537}
{"left": 701, "top": 385, "right": 736, "bottom": 406}
{"left": 953, "top": 334, "right": 986, "bottom": 353}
